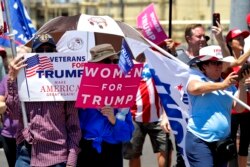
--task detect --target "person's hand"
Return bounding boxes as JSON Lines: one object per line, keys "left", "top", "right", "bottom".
{"left": 8, "top": 54, "right": 27, "bottom": 81}
{"left": 160, "top": 112, "right": 171, "bottom": 133}
{"left": 240, "top": 69, "right": 250, "bottom": 86}
{"left": 211, "top": 22, "right": 224, "bottom": 43}
{"left": 0, "top": 101, "right": 7, "bottom": 114}
{"left": 160, "top": 119, "right": 171, "bottom": 134}
{"left": 66, "top": 165, "right": 73, "bottom": 167}
{"left": 164, "top": 38, "right": 179, "bottom": 55}
{"left": 223, "top": 72, "right": 238, "bottom": 88}
{"left": 100, "top": 105, "right": 116, "bottom": 125}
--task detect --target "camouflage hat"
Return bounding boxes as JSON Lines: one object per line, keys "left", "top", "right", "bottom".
{"left": 32, "top": 33, "right": 56, "bottom": 50}
{"left": 89, "top": 44, "right": 118, "bottom": 62}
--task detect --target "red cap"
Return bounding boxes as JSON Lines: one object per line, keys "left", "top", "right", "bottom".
{"left": 246, "top": 13, "right": 250, "bottom": 24}
{"left": 226, "top": 29, "right": 249, "bottom": 43}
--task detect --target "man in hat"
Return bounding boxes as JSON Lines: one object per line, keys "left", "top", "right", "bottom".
{"left": 185, "top": 45, "right": 250, "bottom": 167}
{"left": 7, "top": 33, "right": 81, "bottom": 167}
{"left": 77, "top": 43, "right": 134, "bottom": 167}
{"left": 31, "top": 33, "right": 57, "bottom": 53}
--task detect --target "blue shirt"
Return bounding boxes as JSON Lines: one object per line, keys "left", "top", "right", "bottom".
{"left": 187, "top": 69, "right": 237, "bottom": 142}
{"left": 78, "top": 108, "right": 134, "bottom": 153}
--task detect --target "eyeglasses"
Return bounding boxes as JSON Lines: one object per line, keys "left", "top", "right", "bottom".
{"left": 35, "top": 47, "right": 55, "bottom": 53}
{"left": 101, "top": 58, "right": 119, "bottom": 64}
{"left": 208, "top": 61, "right": 223, "bottom": 66}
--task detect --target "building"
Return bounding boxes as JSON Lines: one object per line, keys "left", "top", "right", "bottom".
{"left": 24, "top": 0, "right": 230, "bottom": 43}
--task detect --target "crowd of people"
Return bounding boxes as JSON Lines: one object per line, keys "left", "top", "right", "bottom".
{"left": 0, "top": 12, "right": 250, "bottom": 167}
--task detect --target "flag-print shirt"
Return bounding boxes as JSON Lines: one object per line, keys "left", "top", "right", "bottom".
{"left": 6, "top": 78, "right": 81, "bottom": 167}
{"left": 131, "top": 63, "right": 163, "bottom": 123}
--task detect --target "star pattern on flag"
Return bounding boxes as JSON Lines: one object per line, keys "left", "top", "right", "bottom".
{"left": 141, "top": 63, "right": 152, "bottom": 81}
{"left": 177, "top": 84, "right": 183, "bottom": 91}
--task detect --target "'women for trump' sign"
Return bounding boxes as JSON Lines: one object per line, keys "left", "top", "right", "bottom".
{"left": 75, "top": 63, "right": 143, "bottom": 108}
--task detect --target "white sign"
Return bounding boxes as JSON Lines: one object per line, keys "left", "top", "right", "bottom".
{"left": 17, "top": 52, "right": 90, "bottom": 101}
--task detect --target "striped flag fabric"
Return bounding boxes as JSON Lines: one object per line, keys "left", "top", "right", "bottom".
{"left": 25, "top": 54, "right": 53, "bottom": 77}
{"left": 131, "top": 63, "right": 163, "bottom": 123}
{"left": 39, "top": 56, "right": 54, "bottom": 70}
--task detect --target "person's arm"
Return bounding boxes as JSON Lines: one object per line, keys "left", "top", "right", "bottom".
{"left": 111, "top": 108, "right": 134, "bottom": 142}
{"left": 8, "top": 54, "right": 27, "bottom": 81}
{"left": 233, "top": 81, "right": 248, "bottom": 112}
{"left": 187, "top": 72, "right": 238, "bottom": 95}
{"left": 65, "top": 101, "right": 82, "bottom": 167}
{"left": 211, "top": 22, "right": 231, "bottom": 58}
{"left": 0, "top": 77, "right": 6, "bottom": 114}
{"left": 160, "top": 110, "right": 171, "bottom": 134}
{"left": 233, "top": 72, "right": 250, "bottom": 112}
{"left": 231, "top": 49, "right": 250, "bottom": 67}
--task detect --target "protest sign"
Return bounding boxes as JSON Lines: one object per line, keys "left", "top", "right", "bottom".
{"left": 75, "top": 63, "right": 143, "bottom": 108}
{"left": 17, "top": 52, "right": 91, "bottom": 101}
{"left": 136, "top": 3, "right": 168, "bottom": 44}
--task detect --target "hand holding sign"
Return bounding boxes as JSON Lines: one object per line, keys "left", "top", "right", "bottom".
{"left": 75, "top": 43, "right": 143, "bottom": 108}
{"left": 100, "top": 105, "right": 116, "bottom": 125}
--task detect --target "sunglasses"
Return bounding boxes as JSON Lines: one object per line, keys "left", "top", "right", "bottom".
{"left": 208, "top": 61, "right": 223, "bottom": 66}
{"left": 35, "top": 47, "right": 55, "bottom": 53}
{"left": 101, "top": 58, "right": 119, "bottom": 64}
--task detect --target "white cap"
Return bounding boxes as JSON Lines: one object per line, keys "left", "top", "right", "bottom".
{"left": 197, "top": 45, "right": 234, "bottom": 63}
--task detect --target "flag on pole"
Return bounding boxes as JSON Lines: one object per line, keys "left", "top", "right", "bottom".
{"left": 0, "top": 0, "right": 36, "bottom": 47}
{"left": 144, "top": 48, "right": 190, "bottom": 167}
{"left": 118, "top": 39, "right": 134, "bottom": 75}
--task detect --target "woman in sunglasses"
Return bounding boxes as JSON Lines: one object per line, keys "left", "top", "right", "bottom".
{"left": 185, "top": 45, "right": 250, "bottom": 167}
{"left": 77, "top": 44, "right": 134, "bottom": 167}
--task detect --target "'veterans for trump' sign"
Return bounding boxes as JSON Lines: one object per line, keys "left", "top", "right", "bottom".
{"left": 17, "top": 52, "right": 90, "bottom": 101}
{"left": 75, "top": 63, "right": 143, "bottom": 108}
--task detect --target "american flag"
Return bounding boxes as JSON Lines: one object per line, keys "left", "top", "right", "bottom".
{"left": 25, "top": 55, "right": 53, "bottom": 77}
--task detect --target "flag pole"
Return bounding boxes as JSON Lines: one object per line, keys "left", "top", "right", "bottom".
{"left": 3, "top": 0, "right": 28, "bottom": 128}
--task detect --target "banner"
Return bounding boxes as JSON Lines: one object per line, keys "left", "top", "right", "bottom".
{"left": 17, "top": 52, "right": 91, "bottom": 101}
{"left": 0, "top": 0, "right": 36, "bottom": 47}
{"left": 136, "top": 3, "right": 168, "bottom": 44}
{"left": 144, "top": 48, "right": 190, "bottom": 167}
{"left": 118, "top": 39, "right": 134, "bottom": 75}
{"left": 75, "top": 63, "right": 143, "bottom": 108}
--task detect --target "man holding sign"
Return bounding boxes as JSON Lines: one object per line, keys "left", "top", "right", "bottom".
{"left": 8, "top": 34, "right": 81, "bottom": 167}
{"left": 76, "top": 44, "right": 134, "bottom": 167}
